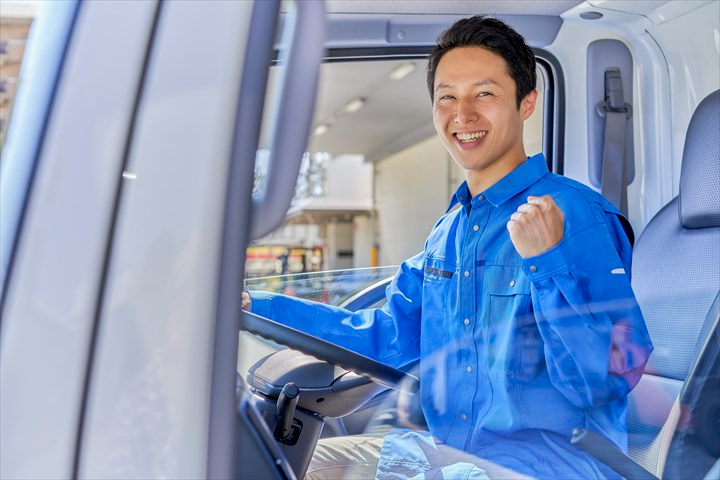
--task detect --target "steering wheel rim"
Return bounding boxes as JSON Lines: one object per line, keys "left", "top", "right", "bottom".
{"left": 240, "top": 310, "right": 419, "bottom": 394}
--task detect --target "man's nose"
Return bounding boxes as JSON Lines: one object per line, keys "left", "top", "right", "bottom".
{"left": 454, "top": 97, "right": 479, "bottom": 124}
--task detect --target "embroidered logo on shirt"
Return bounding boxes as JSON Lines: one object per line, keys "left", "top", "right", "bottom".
{"left": 611, "top": 268, "right": 625, "bottom": 274}
{"left": 424, "top": 266, "right": 454, "bottom": 278}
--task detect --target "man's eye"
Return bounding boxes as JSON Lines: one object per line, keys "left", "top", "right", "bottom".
{"left": 477, "top": 92, "right": 491, "bottom": 97}
{"left": 437, "top": 95, "right": 454, "bottom": 102}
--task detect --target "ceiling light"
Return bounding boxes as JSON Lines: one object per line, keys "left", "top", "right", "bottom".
{"left": 313, "top": 124, "right": 329, "bottom": 136}
{"left": 580, "top": 11, "right": 603, "bottom": 20}
{"left": 389, "top": 62, "right": 415, "bottom": 80}
{"left": 342, "top": 97, "right": 365, "bottom": 114}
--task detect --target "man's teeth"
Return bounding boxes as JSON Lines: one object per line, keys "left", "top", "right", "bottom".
{"left": 456, "top": 131, "right": 487, "bottom": 142}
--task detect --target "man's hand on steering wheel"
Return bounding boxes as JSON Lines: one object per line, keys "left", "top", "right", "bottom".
{"left": 242, "top": 291, "right": 252, "bottom": 310}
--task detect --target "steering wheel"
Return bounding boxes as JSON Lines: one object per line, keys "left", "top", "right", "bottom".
{"left": 240, "top": 311, "right": 419, "bottom": 394}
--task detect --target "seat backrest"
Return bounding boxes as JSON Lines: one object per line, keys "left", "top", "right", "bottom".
{"left": 628, "top": 89, "right": 720, "bottom": 477}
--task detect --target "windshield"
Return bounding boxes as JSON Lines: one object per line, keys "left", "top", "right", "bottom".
{"left": 245, "top": 266, "right": 398, "bottom": 307}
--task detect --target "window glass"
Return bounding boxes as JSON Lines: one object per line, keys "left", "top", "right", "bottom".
{"left": 0, "top": 6, "right": 36, "bottom": 149}
{"left": 0, "top": 1, "right": 72, "bottom": 293}
{"left": 245, "top": 266, "right": 397, "bottom": 306}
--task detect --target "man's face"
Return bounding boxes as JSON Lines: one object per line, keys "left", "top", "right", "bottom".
{"left": 432, "top": 47, "right": 536, "bottom": 178}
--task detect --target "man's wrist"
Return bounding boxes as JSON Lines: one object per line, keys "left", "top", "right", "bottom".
{"left": 245, "top": 290, "right": 274, "bottom": 318}
{"left": 521, "top": 236, "right": 572, "bottom": 281}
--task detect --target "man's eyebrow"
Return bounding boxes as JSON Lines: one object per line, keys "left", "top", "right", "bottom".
{"left": 434, "top": 79, "right": 499, "bottom": 94}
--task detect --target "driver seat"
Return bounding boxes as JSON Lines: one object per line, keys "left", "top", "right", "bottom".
{"left": 574, "top": 90, "right": 720, "bottom": 479}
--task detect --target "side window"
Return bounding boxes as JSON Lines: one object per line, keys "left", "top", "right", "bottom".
{"left": 0, "top": 10, "right": 35, "bottom": 148}
{"left": 0, "top": 3, "right": 73, "bottom": 294}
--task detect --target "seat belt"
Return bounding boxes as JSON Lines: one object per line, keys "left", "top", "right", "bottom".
{"left": 597, "top": 68, "right": 631, "bottom": 217}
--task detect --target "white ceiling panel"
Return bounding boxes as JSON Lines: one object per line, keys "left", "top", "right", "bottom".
{"left": 324, "top": 0, "right": 583, "bottom": 16}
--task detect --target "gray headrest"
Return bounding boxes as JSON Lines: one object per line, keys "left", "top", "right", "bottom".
{"left": 679, "top": 89, "right": 720, "bottom": 229}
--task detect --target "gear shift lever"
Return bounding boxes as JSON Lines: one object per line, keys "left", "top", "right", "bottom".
{"left": 273, "top": 382, "right": 300, "bottom": 442}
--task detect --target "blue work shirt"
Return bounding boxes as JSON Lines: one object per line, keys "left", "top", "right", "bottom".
{"left": 249, "top": 153, "right": 654, "bottom": 478}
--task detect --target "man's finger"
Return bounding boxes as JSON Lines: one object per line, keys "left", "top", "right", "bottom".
{"left": 517, "top": 203, "right": 537, "bottom": 214}
{"left": 527, "top": 195, "right": 554, "bottom": 208}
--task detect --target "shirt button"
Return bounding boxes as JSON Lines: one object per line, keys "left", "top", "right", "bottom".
{"left": 464, "top": 270, "right": 470, "bottom": 278}
{"left": 510, "top": 280, "right": 516, "bottom": 287}
{"left": 463, "top": 318, "right": 470, "bottom": 326}
{"left": 466, "top": 366, "right": 473, "bottom": 373}
{"left": 460, "top": 414, "right": 467, "bottom": 421}
{"left": 529, "top": 265, "right": 538, "bottom": 273}
{"left": 478, "top": 195, "right": 485, "bottom": 201}
{"left": 473, "top": 224, "right": 479, "bottom": 232}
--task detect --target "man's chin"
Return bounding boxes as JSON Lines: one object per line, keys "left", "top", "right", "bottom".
{"left": 453, "top": 157, "right": 492, "bottom": 173}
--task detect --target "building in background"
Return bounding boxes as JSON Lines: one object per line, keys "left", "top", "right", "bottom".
{"left": 249, "top": 152, "right": 373, "bottom": 277}
{"left": 0, "top": 1, "right": 37, "bottom": 148}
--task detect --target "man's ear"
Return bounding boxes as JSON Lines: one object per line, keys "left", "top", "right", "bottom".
{"left": 520, "top": 90, "right": 538, "bottom": 121}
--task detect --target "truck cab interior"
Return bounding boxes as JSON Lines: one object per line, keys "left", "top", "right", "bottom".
{"left": 239, "top": 87, "right": 719, "bottom": 479}
{"left": 237, "top": 2, "right": 720, "bottom": 478}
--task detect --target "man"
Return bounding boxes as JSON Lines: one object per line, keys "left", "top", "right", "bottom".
{"left": 243, "top": 15, "right": 653, "bottom": 479}
{"left": 277, "top": 248, "right": 290, "bottom": 275}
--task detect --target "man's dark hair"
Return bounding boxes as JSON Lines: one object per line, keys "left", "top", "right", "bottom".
{"left": 426, "top": 15, "right": 537, "bottom": 109}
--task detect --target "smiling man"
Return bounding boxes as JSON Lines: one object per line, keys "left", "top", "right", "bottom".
{"left": 244, "top": 15, "right": 653, "bottom": 479}
{"left": 431, "top": 47, "right": 537, "bottom": 197}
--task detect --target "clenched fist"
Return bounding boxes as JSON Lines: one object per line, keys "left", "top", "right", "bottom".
{"left": 507, "top": 195, "right": 565, "bottom": 258}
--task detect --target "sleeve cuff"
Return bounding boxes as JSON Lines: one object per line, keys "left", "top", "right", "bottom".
{"left": 247, "top": 290, "right": 275, "bottom": 319}
{"left": 521, "top": 237, "right": 573, "bottom": 281}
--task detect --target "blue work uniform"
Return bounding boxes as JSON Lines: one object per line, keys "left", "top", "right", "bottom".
{"left": 249, "top": 153, "right": 654, "bottom": 478}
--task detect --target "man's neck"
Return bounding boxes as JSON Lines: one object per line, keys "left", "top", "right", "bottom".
{"left": 465, "top": 151, "right": 528, "bottom": 198}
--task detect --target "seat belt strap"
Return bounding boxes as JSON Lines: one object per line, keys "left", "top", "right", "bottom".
{"left": 598, "top": 68, "right": 631, "bottom": 217}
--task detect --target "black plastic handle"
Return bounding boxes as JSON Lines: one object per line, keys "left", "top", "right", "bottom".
{"left": 274, "top": 382, "right": 300, "bottom": 441}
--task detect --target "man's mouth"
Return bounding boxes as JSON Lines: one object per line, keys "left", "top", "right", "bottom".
{"left": 454, "top": 131, "right": 487, "bottom": 143}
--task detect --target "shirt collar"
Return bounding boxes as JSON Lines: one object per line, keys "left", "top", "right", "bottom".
{"left": 446, "top": 153, "right": 549, "bottom": 213}
{"left": 447, "top": 182, "right": 471, "bottom": 213}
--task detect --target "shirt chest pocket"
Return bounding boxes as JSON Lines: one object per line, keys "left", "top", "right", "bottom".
{"left": 486, "top": 270, "right": 543, "bottom": 380}
{"left": 421, "top": 258, "right": 457, "bottom": 335}
{"left": 486, "top": 267, "right": 532, "bottom": 316}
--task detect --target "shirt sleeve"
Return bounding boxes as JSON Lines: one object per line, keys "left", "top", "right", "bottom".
{"left": 247, "top": 252, "right": 425, "bottom": 368}
{"left": 521, "top": 205, "right": 654, "bottom": 409}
